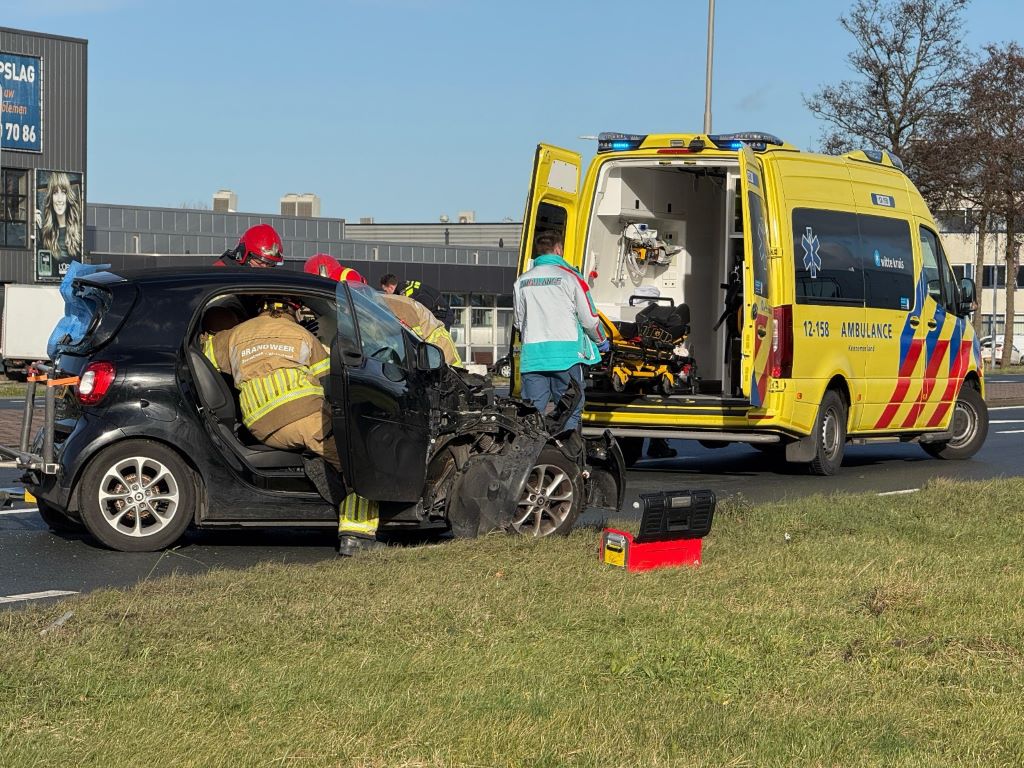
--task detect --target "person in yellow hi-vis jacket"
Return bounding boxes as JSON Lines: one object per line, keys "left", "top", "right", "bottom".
{"left": 380, "top": 293, "right": 462, "bottom": 366}
{"left": 203, "top": 298, "right": 336, "bottom": 463}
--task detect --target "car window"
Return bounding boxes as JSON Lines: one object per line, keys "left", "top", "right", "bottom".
{"left": 348, "top": 283, "right": 408, "bottom": 366}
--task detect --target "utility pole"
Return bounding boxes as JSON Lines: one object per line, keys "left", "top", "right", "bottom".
{"left": 703, "top": 0, "right": 715, "bottom": 134}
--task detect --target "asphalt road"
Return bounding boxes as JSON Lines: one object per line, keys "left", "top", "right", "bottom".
{"left": 3, "top": 403, "right": 1023, "bottom": 609}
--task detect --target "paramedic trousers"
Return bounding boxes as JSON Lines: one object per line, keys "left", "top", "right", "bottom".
{"left": 521, "top": 364, "right": 585, "bottom": 432}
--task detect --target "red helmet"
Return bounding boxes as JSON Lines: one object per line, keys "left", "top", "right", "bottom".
{"left": 304, "top": 254, "right": 366, "bottom": 283}
{"left": 304, "top": 253, "right": 343, "bottom": 280}
{"left": 236, "top": 224, "right": 284, "bottom": 267}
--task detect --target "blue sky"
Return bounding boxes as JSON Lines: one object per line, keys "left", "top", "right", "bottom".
{"left": 5, "top": 0, "right": 1023, "bottom": 222}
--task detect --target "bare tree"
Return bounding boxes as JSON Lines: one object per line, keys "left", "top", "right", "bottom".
{"left": 804, "top": 0, "right": 970, "bottom": 178}
{"left": 964, "top": 43, "right": 1024, "bottom": 367}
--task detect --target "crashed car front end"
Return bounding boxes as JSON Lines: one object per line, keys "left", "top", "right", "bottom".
{"left": 418, "top": 365, "right": 625, "bottom": 537}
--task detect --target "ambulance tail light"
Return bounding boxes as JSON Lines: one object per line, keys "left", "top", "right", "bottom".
{"left": 769, "top": 306, "right": 793, "bottom": 379}
{"left": 77, "top": 361, "right": 116, "bottom": 405}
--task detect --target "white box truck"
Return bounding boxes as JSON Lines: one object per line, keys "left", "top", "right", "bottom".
{"left": 1, "top": 284, "right": 65, "bottom": 380}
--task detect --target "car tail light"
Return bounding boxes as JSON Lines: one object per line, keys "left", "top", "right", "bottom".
{"left": 77, "top": 361, "right": 116, "bottom": 405}
{"left": 769, "top": 305, "right": 793, "bottom": 378}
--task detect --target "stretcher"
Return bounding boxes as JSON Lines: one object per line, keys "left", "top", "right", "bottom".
{"left": 594, "top": 296, "right": 699, "bottom": 397}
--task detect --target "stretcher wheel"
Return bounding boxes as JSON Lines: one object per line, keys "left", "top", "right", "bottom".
{"left": 659, "top": 374, "right": 675, "bottom": 397}
{"left": 611, "top": 372, "right": 627, "bottom": 393}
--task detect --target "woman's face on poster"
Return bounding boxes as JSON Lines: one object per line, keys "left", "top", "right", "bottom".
{"left": 52, "top": 187, "right": 68, "bottom": 217}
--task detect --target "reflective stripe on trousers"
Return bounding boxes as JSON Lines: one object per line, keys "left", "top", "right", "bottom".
{"left": 339, "top": 494, "right": 379, "bottom": 536}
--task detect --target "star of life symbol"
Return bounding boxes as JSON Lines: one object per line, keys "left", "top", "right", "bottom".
{"left": 801, "top": 226, "right": 821, "bottom": 278}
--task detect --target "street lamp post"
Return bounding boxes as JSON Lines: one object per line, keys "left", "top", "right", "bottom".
{"left": 703, "top": 0, "right": 715, "bottom": 134}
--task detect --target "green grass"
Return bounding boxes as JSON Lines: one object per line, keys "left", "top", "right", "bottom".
{"left": 3, "top": 478, "right": 1024, "bottom": 767}
{"left": 0, "top": 380, "right": 28, "bottom": 398}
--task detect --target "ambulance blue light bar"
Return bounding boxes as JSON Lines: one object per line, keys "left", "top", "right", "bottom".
{"left": 707, "top": 132, "right": 784, "bottom": 152}
{"left": 598, "top": 132, "right": 648, "bottom": 153}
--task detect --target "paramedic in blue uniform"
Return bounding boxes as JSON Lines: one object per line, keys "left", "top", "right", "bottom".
{"left": 513, "top": 230, "right": 609, "bottom": 433}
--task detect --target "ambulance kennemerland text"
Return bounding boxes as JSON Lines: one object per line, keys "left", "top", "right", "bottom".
{"left": 514, "top": 132, "right": 986, "bottom": 475}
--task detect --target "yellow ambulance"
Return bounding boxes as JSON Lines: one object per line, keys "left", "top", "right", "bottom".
{"left": 515, "top": 132, "right": 987, "bottom": 474}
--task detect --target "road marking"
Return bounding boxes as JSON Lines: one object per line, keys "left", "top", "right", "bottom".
{"left": 989, "top": 405, "right": 1024, "bottom": 411}
{"left": 990, "top": 419, "right": 1024, "bottom": 424}
{"left": 0, "top": 590, "right": 78, "bottom": 605}
{"left": 877, "top": 488, "right": 919, "bottom": 496}
{"left": 0, "top": 507, "right": 37, "bottom": 516}
{"left": 997, "top": 429, "right": 1024, "bottom": 434}
{"left": 0, "top": 461, "right": 17, "bottom": 468}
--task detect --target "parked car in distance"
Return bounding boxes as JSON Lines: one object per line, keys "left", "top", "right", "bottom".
{"left": 979, "top": 335, "right": 1022, "bottom": 366}
{"left": 490, "top": 351, "right": 512, "bottom": 379}
{"left": 14, "top": 268, "right": 623, "bottom": 551}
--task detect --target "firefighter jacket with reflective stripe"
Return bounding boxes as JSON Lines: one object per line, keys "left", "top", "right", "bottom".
{"left": 513, "top": 254, "right": 605, "bottom": 373}
{"left": 203, "top": 312, "right": 330, "bottom": 436}
{"left": 380, "top": 293, "right": 462, "bottom": 367}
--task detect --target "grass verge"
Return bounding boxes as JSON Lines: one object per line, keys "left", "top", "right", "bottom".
{"left": 2, "top": 478, "right": 1024, "bottom": 766}
{"left": 0, "top": 380, "right": 28, "bottom": 399}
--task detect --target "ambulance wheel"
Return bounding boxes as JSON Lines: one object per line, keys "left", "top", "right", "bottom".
{"left": 78, "top": 440, "right": 198, "bottom": 552}
{"left": 619, "top": 437, "right": 643, "bottom": 468}
{"left": 809, "top": 390, "right": 847, "bottom": 476}
{"left": 921, "top": 386, "right": 988, "bottom": 460}
{"left": 512, "top": 446, "right": 583, "bottom": 537}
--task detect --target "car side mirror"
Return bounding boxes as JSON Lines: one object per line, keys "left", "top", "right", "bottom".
{"left": 417, "top": 343, "right": 445, "bottom": 371}
{"left": 958, "top": 277, "right": 976, "bottom": 316}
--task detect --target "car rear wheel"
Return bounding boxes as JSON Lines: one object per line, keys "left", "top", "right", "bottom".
{"left": 922, "top": 386, "right": 988, "bottom": 460}
{"left": 512, "top": 446, "right": 583, "bottom": 537}
{"left": 498, "top": 360, "right": 512, "bottom": 378}
{"left": 78, "top": 440, "right": 198, "bottom": 552}
{"left": 36, "top": 499, "right": 85, "bottom": 533}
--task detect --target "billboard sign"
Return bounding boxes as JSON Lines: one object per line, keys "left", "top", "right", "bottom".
{"left": 35, "top": 170, "right": 84, "bottom": 281}
{"left": 0, "top": 53, "right": 42, "bottom": 153}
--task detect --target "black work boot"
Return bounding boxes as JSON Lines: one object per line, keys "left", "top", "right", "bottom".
{"left": 337, "top": 534, "right": 384, "bottom": 557}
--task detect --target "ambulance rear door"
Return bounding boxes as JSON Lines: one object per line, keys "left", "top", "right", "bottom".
{"left": 511, "top": 144, "right": 582, "bottom": 391}
{"left": 737, "top": 146, "right": 773, "bottom": 408}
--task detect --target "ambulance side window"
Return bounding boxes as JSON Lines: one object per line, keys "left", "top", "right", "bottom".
{"left": 919, "top": 227, "right": 957, "bottom": 312}
{"left": 792, "top": 209, "right": 864, "bottom": 305}
{"left": 748, "top": 192, "right": 769, "bottom": 298}
{"left": 859, "top": 215, "right": 915, "bottom": 311}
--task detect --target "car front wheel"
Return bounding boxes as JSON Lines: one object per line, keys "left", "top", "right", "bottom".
{"left": 512, "top": 446, "right": 583, "bottom": 537}
{"left": 78, "top": 440, "right": 198, "bottom": 552}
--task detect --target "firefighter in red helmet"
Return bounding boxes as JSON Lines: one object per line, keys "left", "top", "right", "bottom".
{"left": 214, "top": 224, "right": 285, "bottom": 268}
{"left": 303, "top": 254, "right": 367, "bottom": 283}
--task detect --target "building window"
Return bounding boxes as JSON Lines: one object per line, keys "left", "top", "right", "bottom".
{"left": 981, "top": 265, "right": 1009, "bottom": 289}
{"left": 1, "top": 169, "right": 30, "bottom": 249}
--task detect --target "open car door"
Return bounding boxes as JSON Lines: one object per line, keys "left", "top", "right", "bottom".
{"left": 737, "top": 146, "right": 773, "bottom": 408}
{"left": 511, "top": 144, "right": 582, "bottom": 393}
{"left": 329, "top": 282, "right": 431, "bottom": 502}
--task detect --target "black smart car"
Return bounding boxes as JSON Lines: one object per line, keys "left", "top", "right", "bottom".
{"left": 14, "top": 268, "right": 623, "bottom": 552}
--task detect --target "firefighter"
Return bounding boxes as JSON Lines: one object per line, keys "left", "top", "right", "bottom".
{"left": 213, "top": 224, "right": 285, "bottom": 268}
{"left": 380, "top": 292, "right": 462, "bottom": 366}
{"left": 202, "top": 297, "right": 336, "bottom": 465}
{"left": 400, "top": 279, "right": 454, "bottom": 330}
